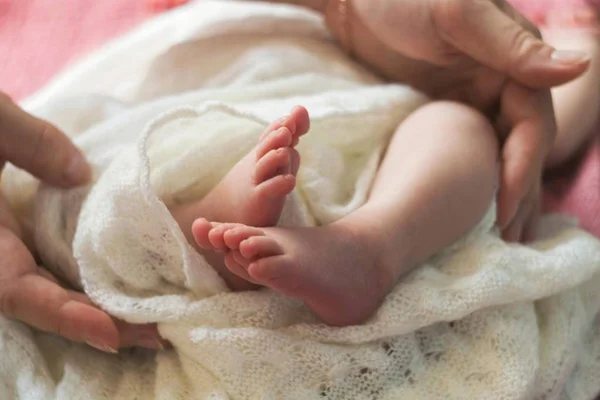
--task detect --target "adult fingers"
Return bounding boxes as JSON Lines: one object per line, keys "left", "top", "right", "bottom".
{"left": 522, "top": 186, "right": 541, "bottom": 242}
{"left": 431, "top": 0, "right": 590, "bottom": 88}
{"left": 116, "top": 320, "right": 166, "bottom": 350}
{"left": 0, "top": 269, "right": 165, "bottom": 352}
{"left": 496, "top": 83, "right": 554, "bottom": 229}
{"left": 0, "top": 253, "right": 120, "bottom": 352}
{"left": 502, "top": 201, "right": 526, "bottom": 241}
{"left": 0, "top": 93, "right": 90, "bottom": 187}
{"left": 0, "top": 191, "right": 22, "bottom": 240}
{"left": 501, "top": 183, "right": 538, "bottom": 242}
{"left": 67, "top": 290, "right": 165, "bottom": 350}
{"left": 0, "top": 228, "right": 162, "bottom": 352}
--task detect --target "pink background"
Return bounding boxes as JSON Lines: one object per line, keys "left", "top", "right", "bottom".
{"left": 0, "top": 0, "right": 148, "bottom": 101}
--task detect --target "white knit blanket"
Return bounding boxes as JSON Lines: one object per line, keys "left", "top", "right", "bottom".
{"left": 2, "top": 2, "right": 600, "bottom": 399}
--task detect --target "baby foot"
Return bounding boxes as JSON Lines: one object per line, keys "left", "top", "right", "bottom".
{"left": 171, "top": 107, "right": 309, "bottom": 291}
{"left": 174, "top": 106, "right": 309, "bottom": 228}
{"left": 192, "top": 219, "right": 393, "bottom": 326}
{"left": 220, "top": 105, "right": 308, "bottom": 227}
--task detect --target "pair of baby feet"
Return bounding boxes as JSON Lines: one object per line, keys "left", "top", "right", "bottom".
{"left": 182, "top": 106, "right": 389, "bottom": 326}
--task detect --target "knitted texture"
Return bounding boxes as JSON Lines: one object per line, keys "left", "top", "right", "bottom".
{"left": 1, "top": 2, "right": 600, "bottom": 399}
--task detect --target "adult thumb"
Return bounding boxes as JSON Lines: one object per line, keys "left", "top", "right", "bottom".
{"left": 433, "top": 0, "right": 590, "bottom": 88}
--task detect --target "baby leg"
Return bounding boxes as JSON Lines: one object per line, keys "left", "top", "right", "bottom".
{"left": 195, "top": 102, "right": 499, "bottom": 325}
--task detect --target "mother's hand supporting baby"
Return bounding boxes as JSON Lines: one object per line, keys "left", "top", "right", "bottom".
{"left": 313, "top": 0, "right": 589, "bottom": 241}
{"left": 0, "top": 94, "right": 163, "bottom": 352}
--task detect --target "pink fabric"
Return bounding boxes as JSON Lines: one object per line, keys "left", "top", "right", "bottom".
{"left": 544, "top": 131, "right": 600, "bottom": 236}
{"left": 0, "top": 0, "right": 598, "bottom": 239}
{"left": 0, "top": 0, "right": 148, "bottom": 100}
{"left": 509, "top": 0, "right": 600, "bottom": 25}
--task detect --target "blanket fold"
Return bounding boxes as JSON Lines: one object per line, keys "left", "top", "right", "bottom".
{"left": 1, "top": 2, "right": 600, "bottom": 399}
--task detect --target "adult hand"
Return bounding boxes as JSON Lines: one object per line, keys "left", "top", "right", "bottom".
{"left": 324, "top": 0, "right": 590, "bottom": 241}
{"left": 0, "top": 93, "right": 163, "bottom": 352}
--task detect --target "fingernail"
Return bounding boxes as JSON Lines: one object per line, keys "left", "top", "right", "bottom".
{"left": 63, "top": 152, "right": 91, "bottom": 184}
{"left": 551, "top": 49, "right": 590, "bottom": 64}
{"left": 137, "top": 335, "right": 165, "bottom": 350}
{"left": 86, "top": 340, "right": 118, "bottom": 354}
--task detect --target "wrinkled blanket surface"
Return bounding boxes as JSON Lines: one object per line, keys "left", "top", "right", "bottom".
{"left": 1, "top": 2, "right": 600, "bottom": 399}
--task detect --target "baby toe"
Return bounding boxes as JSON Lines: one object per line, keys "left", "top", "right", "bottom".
{"left": 208, "top": 223, "right": 240, "bottom": 251}
{"left": 253, "top": 147, "right": 291, "bottom": 184}
{"left": 231, "top": 250, "right": 250, "bottom": 268}
{"left": 224, "top": 252, "right": 251, "bottom": 279}
{"left": 192, "top": 218, "right": 218, "bottom": 249}
{"left": 223, "top": 226, "right": 266, "bottom": 249}
{"left": 255, "top": 174, "right": 296, "bottom": 199}
{"left": 239, "top": 235, "right": 283, "bottom": 260}
{"left": 288, "top": 106, "right": 310, "bottom": 137}
{"left": 256, "top": 127, "right": 292, "bottom": 159}
{"left": 247, "top": 256, "right": 299, "bottom": 293}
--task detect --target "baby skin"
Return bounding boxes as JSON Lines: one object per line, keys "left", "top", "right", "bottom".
{"left": 172, "top": 106, "right": 310, "bottom": 290}
{"left": 171, "top": 4, "right": 600, "bottom": 327}
{"left": 174, "top": 102, "right": 500, "bottom": 326}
